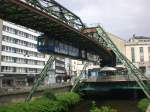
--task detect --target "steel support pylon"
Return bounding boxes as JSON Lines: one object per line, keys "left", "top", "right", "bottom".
{"left": 71, "top": 62, "right": 89, "bottom": 92}
{"left": 25, "top": 56, "right": 55, "bottom": 102}
{"left": 96, "top": 25, "right": 150, "bottom": 100}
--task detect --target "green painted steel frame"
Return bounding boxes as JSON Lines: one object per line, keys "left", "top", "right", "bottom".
{"left": 96, "top": 25, "right": 150, "bottom": 100}
{"left": 24, "top": 0, "right": 85, "bottom": 30}
{"left": 25, "top": 56, "right": 55, "bottom": 102}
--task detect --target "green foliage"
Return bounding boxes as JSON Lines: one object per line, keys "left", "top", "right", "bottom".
{"left": 137, "top": 98, "right": 150, "bottom": 112}
{"left": 56, "top": 92, "right": 80, "bottom": 111}
{"left": 90, "top": 101, "right": 117, "bottom": 112}
{"left": 0, "top": 92, "right": 80, "bottom": 112}
{"left": 43, "top": 89, "right": 56, "bottom": 100}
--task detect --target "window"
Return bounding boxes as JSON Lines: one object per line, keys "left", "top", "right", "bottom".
{"left": 140, "top": 47, "right": 144, "bottom": 53}
{"left": 3, "top": 25, "right": 16, "bottom": 34}
{"left": 2, "top": 35, "right": 16, "bottom": 43}
{"left": 16, "top": 49, "right": 23, "bottom": 54}
{"left": 1, "top": 66, "right": 14, "bottom": 72}
{"left": 2, "top": 46, "right": 16, "bottom": 53}
{"left": 140, "top": 56, "right": 144, "bottom": 62}
{"left": 131, "top": 47, "right": 135, "bottom": 62}
{"left": 27, "top": 60, "right": 35, "bottom": 65}
{"left": 55, "top": 63, "right": 65, "bottom": 67}
{"left": 37, "top": 53, "right": 45, "bottom": 58}
{"left": 27, "top": 68, "right": 36, "bottom": 73}
{"left": 139, "top": 47, "right": 144, "bottom": 62}
{"left": 16, "top": 58, "right": 26, "bottom": 64}
{"left": 3, "top": 25, "right": 37, "bottom": 40}
{"left": 2, "top": 56, "right": 14, "bottom": 63}
{"left": 28, "top": 51, "right": 35, "bottom": 56}
{"left": 148, "top": 47, "right": 150, "bottom": 53}
{"left": 37, "top": 61, "right": 44, "bottom": 65}
{"left": 16, "top": 67, "right": 26, "bottom": 73}
{"left": 148, "top": 47, "right": 150, "bottom": 62}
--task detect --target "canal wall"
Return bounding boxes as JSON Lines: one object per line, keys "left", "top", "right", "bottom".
{"left": 0, "top": 84, "right": 72, "bottom": 105}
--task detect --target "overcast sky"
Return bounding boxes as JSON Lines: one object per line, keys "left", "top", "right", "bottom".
{"left": 56, "top": 0, "right": 150, "bottom": 40}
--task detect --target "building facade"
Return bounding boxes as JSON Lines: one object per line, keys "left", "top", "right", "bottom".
{"left": 125, "top": 35, "right": 150, "bottom": 75}
{"left": 108, "top": 33, "right": 126, "bottom": 65}
{"left": 0, "top": 20, "right": 74, "bottom": 89}
{"left": 0, "top": 20, "right": 48, "bottom": 89}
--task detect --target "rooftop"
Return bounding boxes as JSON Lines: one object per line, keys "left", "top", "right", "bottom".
{"left": 134, "top": 36, "right": 150, "bottom": 39}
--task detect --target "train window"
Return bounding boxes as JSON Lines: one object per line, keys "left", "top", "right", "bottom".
{"left": 48, "top": 39, "right": 54, "bottom": 46}
{"left": 38, "top": 37, "right": 44, "bottom": 46}
{"left": 81, "top": 50, "right": 86, "bottom": 58}
{"left": 54, "top": 40, "right": 60, "bottom": 53}
{"left": 64, "top": 44, "right": 68, "bottom": 55}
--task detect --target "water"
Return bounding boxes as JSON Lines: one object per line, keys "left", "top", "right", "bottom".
{"left": 70, "top": 99, "right": 139, "bottom": 112}
{"left": 70, "top": 90, "right": 145, "bottom": 112}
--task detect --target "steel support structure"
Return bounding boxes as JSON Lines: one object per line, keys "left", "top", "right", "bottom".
{"left": 95, "top": 25, "right": 150, "bottom": 100}
{"left": 71, "top": 62, "right": 89, "bottom": 92}
{"left": 25, "top": 56, "right": 55, "bottom": 102}
{"left": 24, "top": 0, "right": 85, "bottom": 30}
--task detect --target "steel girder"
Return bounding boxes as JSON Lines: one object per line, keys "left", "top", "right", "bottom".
{"left": 23, "top": 0, "right": 85, "bottom": 30}
{"left": 96, "top": 25, "right": 150, "bottom": 100}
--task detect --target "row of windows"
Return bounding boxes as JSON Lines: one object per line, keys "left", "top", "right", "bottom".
{"left": 138, "top": 39, "right": 150, "bottom": 42}
{"left": 8, "top": 21, "right": 39, "bottom": 34}
{"left": 131, "top": 47, "right": 150, "bottom": 53}
{"left": 55, "top": 69, "right": 65, "bottom": 74}
{"left": 1, "top": 56, "right": 45, "bottom": 65}
{"left": 2, "top": 35, "right": 37, "bottom": 48}
{"left": 2, "top": 45, "right": 45, "bottom": 58}
{"left": 55, "top": 63, "right": 65, "bottom": 67}
{"left": 54, "top": 41, "right": 79, "bottom": 57}
{"left": 1, "top": 66, "right": 42, "bottom": 73}
{"left": 3, "top": 25, "right": 37, "bottom": 41}
{"left": 131, "top": 47, "right": 150, "bottom": 62}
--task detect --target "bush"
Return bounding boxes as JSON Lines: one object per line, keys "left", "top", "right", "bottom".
{"left": 137, "top": 98, "right": 150, "bottom": 112}
{"left": 90, "top": 101, "right": 117, "bottom": 112}
{"left": 43, "top": 89, "right": 56, "bottom": 100}
{"left": 0, "top": 92, "right": 80, "bottom": 112}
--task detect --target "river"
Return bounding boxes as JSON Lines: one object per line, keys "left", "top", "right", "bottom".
{"left": 70, "top": 89, "right": 145, "bottom": 112}
{"left": 70, "top": 99, "right": 139, "bottom": 112}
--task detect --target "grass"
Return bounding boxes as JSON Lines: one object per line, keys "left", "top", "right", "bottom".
{"left": 0, "top": 91, "right": 80, "bottom": 112}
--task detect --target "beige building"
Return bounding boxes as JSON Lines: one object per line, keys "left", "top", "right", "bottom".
{"left": 108, "top": 33, "right": 126, "bottom": 55}
{"left": 125, "top": 35, "right": 150, "bottom": 75}
{"left": 108, "top": 33, "right": 126, "bottom": 65}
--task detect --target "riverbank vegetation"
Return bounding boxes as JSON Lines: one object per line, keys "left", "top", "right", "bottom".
{"left": 90, "top": 101, "right": 117, "bottom": 112}
{"left": 137, "top": 98, "right": 149, "bottom": 112}
{"left": 0, "top": 90, "right": 80, "bottom": 112}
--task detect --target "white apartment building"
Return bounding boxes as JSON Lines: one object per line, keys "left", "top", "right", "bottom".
{"left": 126, "top": 35, "right": 150, "bottom": 75}
{"left": 0, "top": 20, "right": 48, "bottom": 88}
